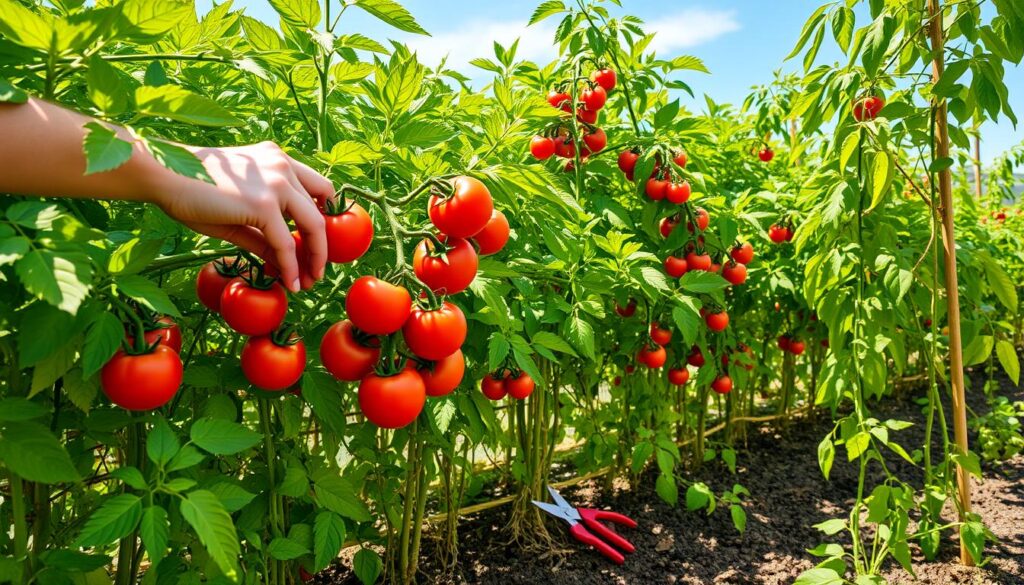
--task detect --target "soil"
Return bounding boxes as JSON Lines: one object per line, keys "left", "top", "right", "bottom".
{"left": 321, "top": 361, "right": 1024, "bottom": 585}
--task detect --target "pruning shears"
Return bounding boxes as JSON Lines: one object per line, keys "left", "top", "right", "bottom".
{"left": 532, "top": 486, "right": 638, "bottom": 565}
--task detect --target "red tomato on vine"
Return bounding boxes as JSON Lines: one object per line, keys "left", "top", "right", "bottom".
{"left": 413, "top": 237, "right": 478, "bottom": 295}
{"left": 664, "top": 255, "right": 688, "bottom": 278}
{"left": 530, "top": 135, "right": 555, "bottom": 159}
{"left": 402, "top": 301, "right": 466, "bottom": 361}
{"left": 705, "top": 310, "right": 729, "bottom": 332}
{"left": 590, "top": 68, "right": 616, "bottom": 91}
{"left": 196, "top": 257, "right": 242, "bottom": 312}
{"left": 637, "top": 344, "right": 666, "bottom": 369}
{"left": 473, "top": 210, "right": 510, "bottom": 256}
{"left": 481, "top": 373, "right": 507, "bottom": 400}
{"left": 711, "top": 375, "right": 733, "bottom": 394}
{"left": 101, "top": 346, "right": 183, "bottom": 411}
{"left": 506, "top": 371, "right": 536, "bottom": 399}
{"left": 428, "top": 176, "right": 494, "bottom": 239}
{"left": 581, "top": 85, "right": 607, "bottom": 110}
{"left": 668, "top": 367, "right": 689, "bottom": 386}
{"left": 320, "top": 320, "right": 381, "bottom": 382}
{"left": 722, "top": 262, "right": 747, "bottom": 285}
{"left": 416, "top": 349, "right": 465, "bottom": 397}
{"left": 853, "top": 94, "right": 885, "bottom": 121}
{"left": 345, "top": 276, "right": 412, "bottom": 335}
{"left": 241, "top": 334, "right": 306, "bottom": 391}
{"left": 359, "top": 369, "right": 426, "bottom": 429}
{"left": 220, "top": 277, "right": 288, "bottom": 337}
{"left": 666, "top": 181, "right": 691, "bottom": 204}
{"left": 730, "top": 242, "right": 754, "bottom": 265}
{"left": 758, "top": 147, "right": 774, "bottom": 162}
{"left": 324, "top": 201, "right": 374, "bottom": 263}
{"left": 650, "top": 322, "right": 672, "bottom": 345}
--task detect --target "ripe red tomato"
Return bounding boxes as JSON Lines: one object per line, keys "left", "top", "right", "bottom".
{"left": 705, "top": 310, "right": 729, "bottom": 332}
{"left": 481, "top": 373, "right": 507, "bottom": 400}
{"left": 613, "top": 376, "right": 622, "bottom": 386}
{"left": 853, "top": 95, "right": 885, "bottom": 121}
{"left": 666, "top": 182, "right": 691, "bottom": 204}
{"left": 241, "top": 335, "right": 306, "bottom": 391}
{"left": 196, "top": 257, "right": 241, "bottom": 312}
{"left": 618, "top": 150, "right": 639, "bottom": 174}
{"left": 722, "top": 262, "right": 747, "bottom": 285}
{"left": 777, "top": 335, "right": 791, "bottom": 351}
{"left": 324, "top": 201, "right": 374, "bottom": 263}
{"left": 758, "top": 147, "right": 774, "bottom": 162}
{"left": 321, "top": 320, "right": 381, "bottom": 381}
{"left": 581, "top": 85, "right": 607, "bottom": 110}
{"left": 673, "top": 151, "right": 688, "bottom": 168}
{"left": 506, "top": 371, "right": 536, "bottom": 399}
{"left": 731, "top": 242, "right": 754, "bottom": 265}
{"left": 417, "top": 349, "right": 465, "bottom": 397}
{"left": 345, "top": 276, "right": 412, "bottom": 334}
{"left": 645, "top": 177, "right": 668, "bottom": 201}
{"left": 413, "top": 237, "right": 478, "bottom": 295}
{"left": 688, "top": 208, "right": 709, "bottom": 232}
{"left": 625, "top": 364, "right": 636, "bottom": 374}
{"left": 650, "top": 322, "right": 672, "bottom": 345}
{"left": 637, "top": 344, "right": 666, "bottom": 369}
{"left": 711, "top": 375, "right": 733, "bottom": 394}
{"left": 577, "top": 107, "right": 598, "bottom": 124}
{"left": 133, "top": 316, "right": 182, "bottom": 353}
{"left": 428, "top": 176, "right": 494, "bottom": 239}
{"left": 582, "top": 127, "right": 607, "bottom": 153}
{"left": 554, "top": 136, "right": 576, "bottom": 159}
{"left": 788, "top": 339, "right": 806, "bottom": 355}
{"left": 220, "top": 278, "right": 288, "bottom": 336}
{"left": 768, "top": 224, "right": 790, "bottom": 243}
{"left": 659, "top": 215, "right": 680, "bottom": 238}
{"left": 664, "top": 255, "right": 688, "bottom": 278}
{"left": 402, "top": 302, "right": 466, "bottom": 361}
{"left": 547, "top": 89, "right": 571, "bottom": 111}
{"left": 668, "top": 367, "right": 689, "bottom": 386}
{"left": 101, "top": 346, "right": 183, "bottom": 411}
{"left": 473, "top": 210, "right": 510, "bottom": 256}
{"left": 591, "top": 68, "right": 616, "bottom": 91}
{"left": 531, "top": 135, "right": 555, "bottom": 159}
{"left": 359, "top": 369, "right": 426, "bottom": 429}
{"left": 687, "top": 346, "right": 705, "bottom": 367}
{"left": 615, "top": 299, "right": 637, "bottom": 317}
{"left": 685, "top": 252, "right": 712, "bottom": 272}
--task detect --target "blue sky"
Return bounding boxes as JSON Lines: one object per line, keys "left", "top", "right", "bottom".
{"left": 200, "top": 0, "right": 1023, "bottom": 165}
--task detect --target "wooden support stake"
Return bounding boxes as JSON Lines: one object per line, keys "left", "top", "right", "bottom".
{"left": 926, "top": 0, "right": 974, "bottom": 566}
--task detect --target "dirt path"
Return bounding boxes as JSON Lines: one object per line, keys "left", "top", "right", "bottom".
{"left": 322, "top": 363, "right": 1024, "bottom": 584}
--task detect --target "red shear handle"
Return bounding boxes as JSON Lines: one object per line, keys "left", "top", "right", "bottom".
{"left": 569, "top": 523, "right": 625, "bottom": 565}
{"left": 578, "top": 509, "right": 636, "bottom": 553}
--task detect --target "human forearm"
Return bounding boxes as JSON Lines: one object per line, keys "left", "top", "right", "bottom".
{"left": 0, "top": 98, "right": 171, "bottom": 202}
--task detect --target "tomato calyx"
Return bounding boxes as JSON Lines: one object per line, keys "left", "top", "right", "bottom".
{"left": 322, "top": 196, "right": 361, "bottom": 216}
{"left": 212, "top": 254, "right": 246, "bottom": 278}
{"left": 268, "top": 323, "right": 303, "bottom": 347}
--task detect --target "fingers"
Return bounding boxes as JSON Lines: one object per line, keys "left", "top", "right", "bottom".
{"left": 257, "top": 210, "right": 302, "bottom": 293}
{"left": 291, "top": 158, "right": 336, "bottom": 207}
{"left": 286, "top": 190, "right": 329, "bottom": 282}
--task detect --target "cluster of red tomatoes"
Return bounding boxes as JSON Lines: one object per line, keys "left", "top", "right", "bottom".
{"left": 768, "top": 222, "right": 795, "bottom": 244}
{"left": 529, "top": 67, "right": 616, "bottom": 170}
{"left": 320, "top": 176, "right": 508, "bottom": 429}
{"left": 480, "top": 369, "right": 536, "bottom": 401}
{"left": 777, "top": 335, "right": 806, "bottom": 356}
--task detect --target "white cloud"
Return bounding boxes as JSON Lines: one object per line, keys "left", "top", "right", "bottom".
{"left": 404, "top": 20, "right": 558, "bottom": 71}
{"left": 402, "top": 7, "right": 739, "bottom": 76}
{"left": 646, "top": 8, "right": 741, "bottom": 54}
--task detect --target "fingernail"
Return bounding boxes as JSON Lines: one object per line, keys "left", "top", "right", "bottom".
{"left": 291, "top": 278, "right": 300, "bottom": 292}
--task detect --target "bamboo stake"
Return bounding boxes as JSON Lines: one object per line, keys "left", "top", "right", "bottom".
{"left": 926, "top": 0, "right": 974, "bottom": 566}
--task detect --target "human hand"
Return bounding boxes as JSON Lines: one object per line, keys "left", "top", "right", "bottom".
{"left": 149, "top": 141, "right": 334, "bottom": 292}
